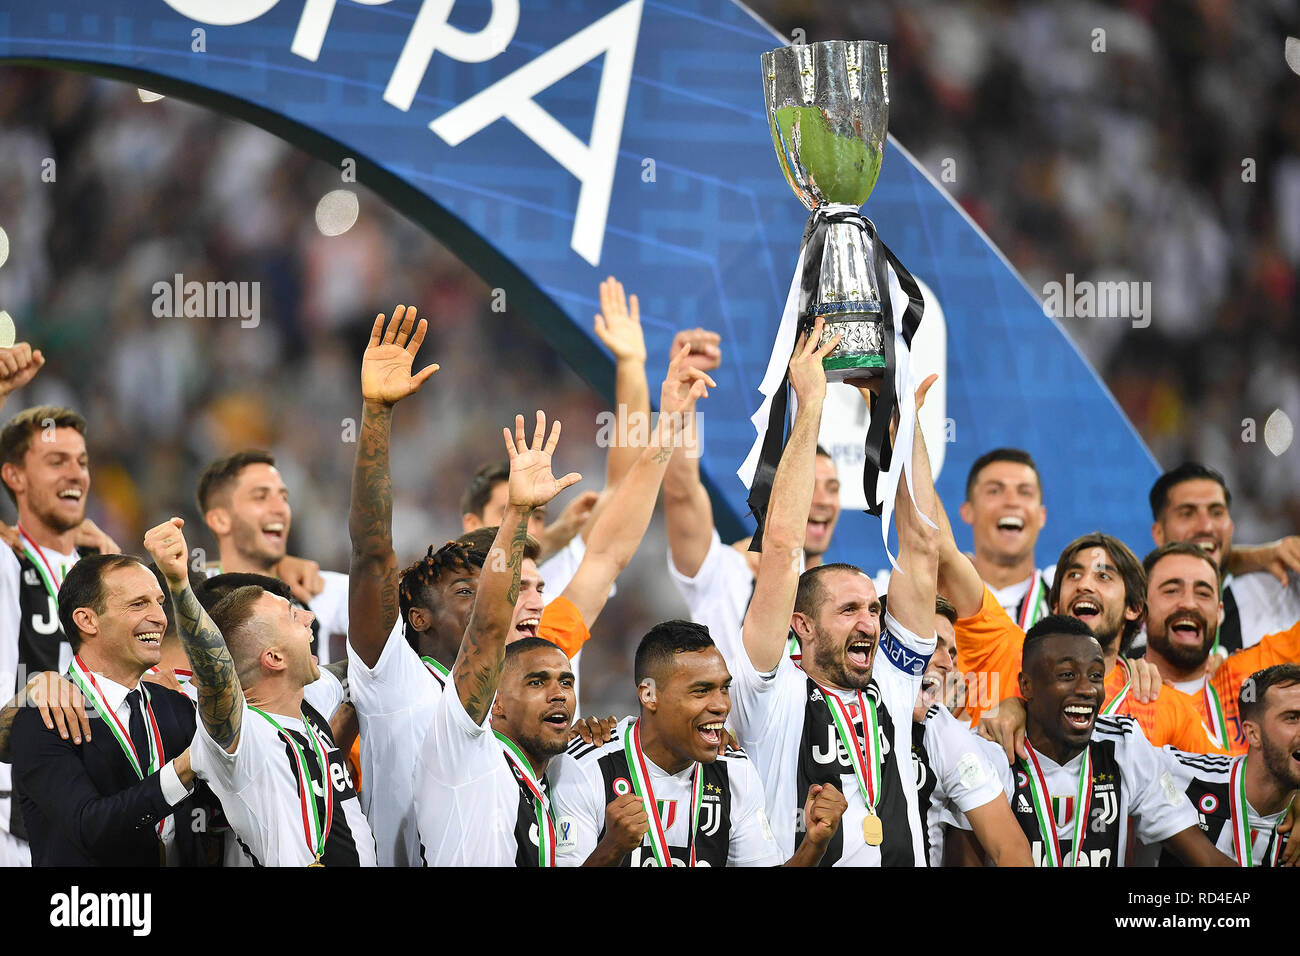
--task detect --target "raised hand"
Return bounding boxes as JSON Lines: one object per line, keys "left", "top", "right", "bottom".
{"left": 143, "top": 517, "right": 190, "bottom": 587}
{"left": 593, "top": 276, "right": 646, "bottom": 364}
{"left": 659, "top": 344, "right": 715, "bottom": 420}
{"left": 502, "top": 411, "right": 582, "bottom": 512}
{"left": 0, "top": 343, "right": 44, "bottom": 398}
{"left": 788, "top": 315, "right": 840, "bottom": 408}
{"left": 361, "top": 305, "right": 439, "bottom": 406}
{"left": 669, "top": 328, "right": 722, "bottom": 374}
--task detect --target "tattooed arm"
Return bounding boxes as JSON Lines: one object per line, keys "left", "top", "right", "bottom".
{"left": 348, "top": 305, "right": 439, "bottom": 669}
{"left": 452, "top": 412, "right": 581, "bottom": 724}
{"left": 560, "top": 343, "right": 714, "bottom": 629}
{"left": 144, "top": 518, "right": 244, "bottom": 752}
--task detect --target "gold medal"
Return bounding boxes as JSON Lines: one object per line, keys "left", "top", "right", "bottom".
{"left": 862, "top": 811, "right": 883, "bottom": 846}
{"left": 308, "top": 856, "right": 325, "bottom": 868}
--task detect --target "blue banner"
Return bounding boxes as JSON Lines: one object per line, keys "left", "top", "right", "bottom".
{"left": 0, "top": 0, "right": 1159, "bottom": 567}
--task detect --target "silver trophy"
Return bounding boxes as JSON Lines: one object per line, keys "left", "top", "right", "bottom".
{"left": 762, "top": 40, "right": 889, "bottom": 380}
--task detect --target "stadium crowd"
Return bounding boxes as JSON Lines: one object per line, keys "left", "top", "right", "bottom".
{"left": 0, "top": 0, "right": 1295, "bottom": 869}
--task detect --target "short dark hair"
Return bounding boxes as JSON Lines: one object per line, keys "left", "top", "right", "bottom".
{"left": 503, "top": 637, "right": 565, "bottom": 672}
{"left": 196, "top": 449, "right": 276, "bottom": 514}
{"left": 455, "top": 527, "right": 541, "bottom": 563}
{"left": 460, "top": 462, "right": 510, "bottom": 518}
{"left": 207, "top": 584, "right": 272, "bottom": 682}
{"left": 935, "top": 594, "right": 958, "bottom": 625}
{"left": 815, "top": 444, "right": 832, "bottom": 460}
{"left": 1048, "top": 532, "right": 1146, "bottom": 649}
{"left": 964, "top": 448, "right": 1041, "bottom": 502}
{"left": 1022, "top": 614, "right": 1097, "bottom": 667}
{"left": 57, "top": 554, "right": 151, "bottom": 651}
{"left": 795, "top": 562, "right": 867, "bottom": 618}
{"left": 1149, "top": 463, "right": 1232, "bottom": 521}
{"left": 1239, "top": 664, "right": 1300, "bottom": 726}
{"left": 0, "top": 406, "right": 87, "bottom": 505}
{"left": 634, "top": 620, "right": 714, "bottom": 685}
{"left": 1142, "top": 541, "right": 1221, "bottom": 592}
{"left": 196, "top": 571, "right": 292, "bottom": 614}
{"left": 398, "top": 541, "right": 486, "bottom": 649}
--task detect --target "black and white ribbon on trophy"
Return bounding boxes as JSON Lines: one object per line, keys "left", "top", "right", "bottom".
{"left": 738, "top": 205, "right": 931, "bottom": 568}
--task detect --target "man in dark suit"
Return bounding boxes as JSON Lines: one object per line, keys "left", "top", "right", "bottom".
{"left": 9, "top": 553, "right": 207, "bottom": 866}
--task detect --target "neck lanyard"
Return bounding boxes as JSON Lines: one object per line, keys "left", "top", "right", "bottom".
{"left": 623, "top": 718, "right": 703, "bottom": 867}
{"left": 1202, "top": 679, "right": 1230, "bottom": 750}
{"left": 19, "top": 525, "right": 68, "bottom": 603}
{"left": 67, "top": 657, "right": 166, "bottom": 836}
{"left": 1100, "top": 659, "right": 1131, "bottom": 716}
{"left": 1018, "top": 571, "right": 1047, "bottom": 631}
{"left": 1229, "top": 756, "right": 1290, "bottom": 867}
{"left": 1020, "top": 740, "right": 1093, "bottom": 867}
{"left": 813, "top": 679, "right": 884, "bottom": 844}
{"left": 495, "top": 732, "right": 556, "bottom": 867}
{"left": 250, "top": 706, "right": 334, "bottom": 865}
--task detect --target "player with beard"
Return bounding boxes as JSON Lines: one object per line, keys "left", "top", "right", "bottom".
{"left": 1009, "top": 615, "right": 1232, "bottom": 867}
{"left": 725, "top": 320, "right": 937, "bottom": 866}
{"left": 146, "top": 517, "right": 376, "bottom": 866}
{"left": 1141, "top": 542, "right": 1300, "bottom": 754}
{"left": 1147, "top": 664, "right": 1300, "bottom": 867}
{"left": 347, "top": 307, "right": 707, "bottom": 864}
{"left": 946, "top": 526, "right": 1219, "bottom": 753}
{"left": 0, "top": 397, "right": 102, "bottom": 866}
{"left": 907, "top": 595, "right": 1031, "bottom": 866}
{"left": 960, "top": 449, "right": 1054, "bottom": 630}
{"left": 195, "top": 451, "right": 348, "bottom": 663}
{"left": 1150, "top": 463, "right": 1300, "bottom": 653}
{"left": 663, "top": 326, "right": 840, "bottom": 667}
{"left": 412, "top": 409, "right": 582, "bottom": 866}
{"left": 550, "top": 621, "right": 846, "bottom": 866}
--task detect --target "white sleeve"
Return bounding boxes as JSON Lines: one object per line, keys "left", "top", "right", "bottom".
{"left": 549, "top": 754, "right": 606, "bottom": 867}
{"left": 927, "top": 707, "right": 1007, "bottom": 814}
{"left": 346, "top": 619, "right": 434, "bottom": 719}
{"left": 875, "top": 609, "right": 935, "bottom": 723}
{"left": 726, "top": 757, "right": 783, "bottom": 867}
{"left": 945, "top": 736, "right": 1014, "bottom": 832}
{"left": 421, "top": 683, "right": 497, "bottom": 784}
{"left": 666, "top": 530, "right": 752, "bottom": 635}
{"left": 1122, "top": 722, "right": 1199, "bottom": 845}
{"left": 303, "top": 668, "right": 344, "bottom": 719}
{"left": 190, "top": 694, "right": 262, "bottom": 791}
{"left": 0, "top": 548, "right": 21, "bottom": 701}
{"left": 311, "top": 571, "right": 350, "bottom": 640}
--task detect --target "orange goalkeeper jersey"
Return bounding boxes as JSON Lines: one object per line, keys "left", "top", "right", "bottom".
{"left": 1187, "top": 618, "right": 1300, "bottom": 755}
{"left": 954, "top": 587, "right": 1222, "bottom": 752}
{"left": 540, "top": 595, "right": 591, "bottom": 659}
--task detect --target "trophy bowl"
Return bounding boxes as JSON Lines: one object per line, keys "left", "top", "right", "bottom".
{"left": 763, "top": 40, "right": 890, "bottom": 380}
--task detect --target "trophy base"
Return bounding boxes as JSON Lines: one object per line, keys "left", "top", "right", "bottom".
{"left": 823, "top": 354, "right": 885, "bottom": 383}
{"left": 801, "top": 311, "right": 885, "bottom": 383}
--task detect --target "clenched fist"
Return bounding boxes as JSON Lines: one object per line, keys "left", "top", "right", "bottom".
{"left": 802, "top": 782, "right": 848, "bottom": 847}
{"left": 143, "top": 517, "right": 190, "bottom": 587}
{"left": 603, "top": 793, "right": 650, "bottom": 857}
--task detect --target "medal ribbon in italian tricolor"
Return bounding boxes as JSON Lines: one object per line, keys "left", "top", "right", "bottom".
{"left": 422, "top": 655, "right": 450, "bottom": 685}
{"left": 495, "top": 731, "right": 556, "bottom": 867}
{"left": 1203, "top": 679, "right": 1230, "bottom": 751}
{"left": 1017, "top": 571, "right": 1048, "bottom": 631}
{"left": 67, "top": 656, "right": 167, "bottom": 836}
{"left": 623, "top": 718, "right": 703, "bottom": 867}
{"left": 1020, "top": 741, "right": 1092, "bottom": 867}
{"left": 814, "top": 680, "right": 883, "bottom": 826}
{"left": 19, "top": 525, "right": 67, "bottom": 604}
{"left": 251, "top": 706, "right": 334, "bottom": 865}
{"left": 1100, "top": 659, "right": 1131, "bottom": 716}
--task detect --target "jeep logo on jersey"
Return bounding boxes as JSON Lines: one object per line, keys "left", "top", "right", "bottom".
{"left": 2, "top": 0, "right": 1160, "bottom": 561}
{"left": 810, "top": 722, "right": 890, "bottom": 767}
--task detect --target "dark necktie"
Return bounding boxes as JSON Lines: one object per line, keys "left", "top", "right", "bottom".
{"left": 1217, "top": 584, "right": 1242, "bottom": 655}
{"left": 125, "top": 689, "right": 151, "bottom": 769}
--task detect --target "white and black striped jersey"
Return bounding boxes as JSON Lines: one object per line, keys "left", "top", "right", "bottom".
{"left": 999, "top": 715, "right": 1197, "bottom": 867}
{"left": 1137, "top": 749, "right": 1291, "bottom": 866}
{"left": 550, "top": 716, "right": 781, "bottom": 867}
{"left": 725, "top": 610, "right": 935, "bottom": 866}
{"left": 911, "top": 703, "right": 1009, "bottom": 866}
{"left": 0, "top": 542, "right": 86, "bottom": 844}
{"left": 191, "top": 669, "right": 377, "bottom": 866}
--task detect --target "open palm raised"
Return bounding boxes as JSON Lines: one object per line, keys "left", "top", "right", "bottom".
{"left": 503, "top": 411, "right": 582, "bottom": 511}
{"left": 362, "top": 305, "right": 439, "bottom": 406}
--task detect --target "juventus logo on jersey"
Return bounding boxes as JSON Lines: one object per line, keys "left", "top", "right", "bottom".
{"left": 699, "top": 792, "right": 723, "bottom": 838}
